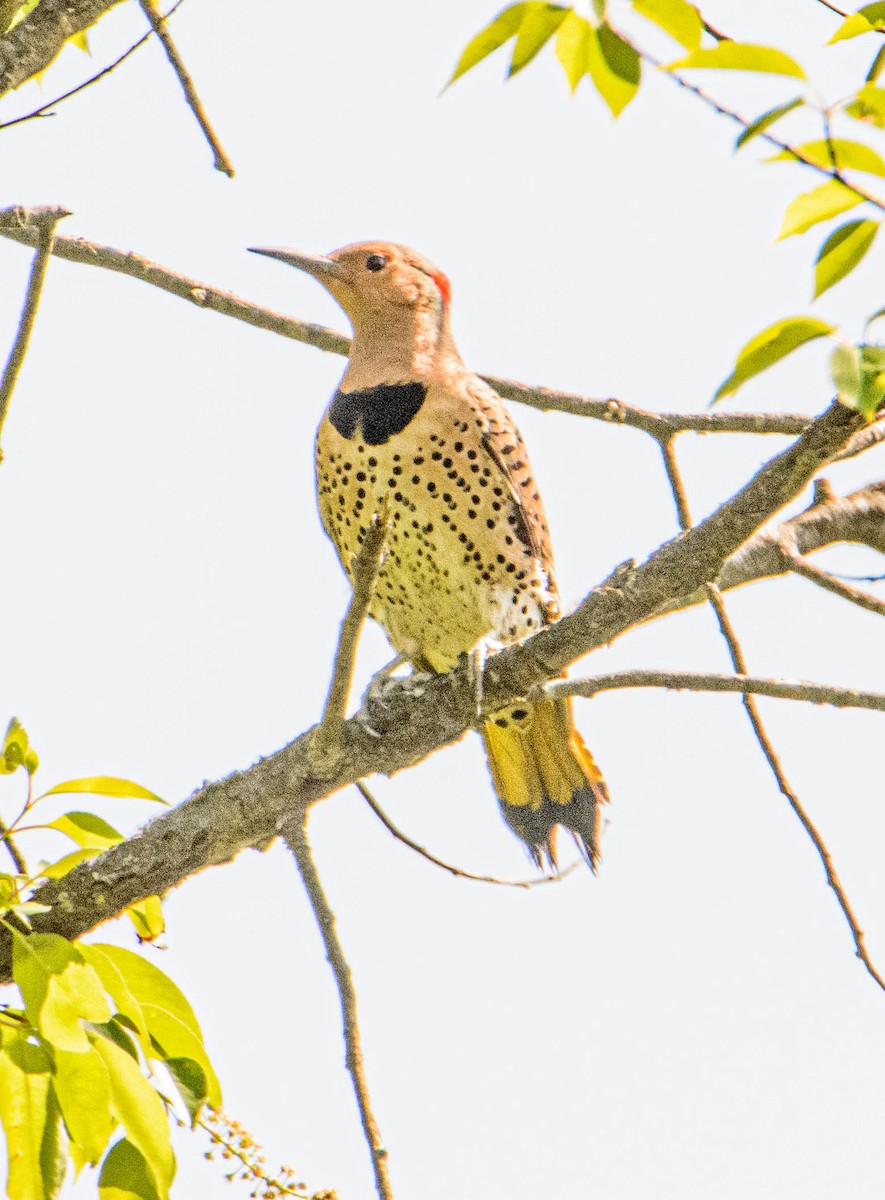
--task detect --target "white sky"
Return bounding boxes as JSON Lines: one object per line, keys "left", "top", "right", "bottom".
{"left": 2, "top": 1, "right": 885, "bottom": 1197}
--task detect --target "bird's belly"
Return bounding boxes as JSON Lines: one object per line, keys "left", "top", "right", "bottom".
{"left": 316, "top": 427, "right": 551, "bottom": 672}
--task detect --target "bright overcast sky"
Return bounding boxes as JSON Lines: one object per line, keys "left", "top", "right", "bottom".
{"left": 2, "top": 1, "right": 885, "bottom": 1197}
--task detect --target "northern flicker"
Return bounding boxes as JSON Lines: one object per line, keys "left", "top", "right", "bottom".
{"left": 251, "top": 241, "right": 609, "bottom": 869}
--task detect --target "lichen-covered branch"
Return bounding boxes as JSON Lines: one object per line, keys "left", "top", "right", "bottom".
{"left": 0, "top": 396, "right": 864, "bottom": 984}
{"left": 0, "top": 0, "right": 121, "bottom": 97}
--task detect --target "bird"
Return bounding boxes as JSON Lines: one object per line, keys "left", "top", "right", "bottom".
{"left": 250, "top": 240, "right": 609, "bottom": 869}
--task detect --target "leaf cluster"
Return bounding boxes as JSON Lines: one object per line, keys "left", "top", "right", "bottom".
{"left": 450, "top": 2, "right": 885, "bottom": 412}
{"left": 0, "top": 720, "right": 221, "bottom": 1200}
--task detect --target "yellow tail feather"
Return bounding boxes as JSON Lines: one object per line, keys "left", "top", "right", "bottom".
{"left": 482, "top": 696, "right": 609, "bottom": 870}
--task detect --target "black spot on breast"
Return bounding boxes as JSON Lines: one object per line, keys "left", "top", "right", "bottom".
{"left": 328, "top": 383, "right": 428, "bottom": 445}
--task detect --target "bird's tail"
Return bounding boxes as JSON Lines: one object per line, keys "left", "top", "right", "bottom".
{"left": 482, "top": 695, "right": 609, "bottom": 871}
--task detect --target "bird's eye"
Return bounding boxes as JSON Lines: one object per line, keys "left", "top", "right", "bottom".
{"left": 365, "top": 254, "right": 389, "bottom": 272}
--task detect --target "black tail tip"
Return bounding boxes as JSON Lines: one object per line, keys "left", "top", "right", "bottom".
{"left": 501, "top": 787, "right": 603, "bottom": 874}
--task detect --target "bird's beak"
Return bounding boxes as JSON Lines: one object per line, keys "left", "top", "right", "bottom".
{"left": 247, "top": 246, "right": 347, "bottom": 282}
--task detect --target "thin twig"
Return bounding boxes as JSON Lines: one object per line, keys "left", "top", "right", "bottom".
{"left": 784, "top": 547, "right": 885, "bottom": 616}
{"left": 654, "top": 56, "right": 885, "bottom": 213}
{"left": 813, "top": 0, "right": 849, "bottom": 16}
{"left": 138, "top": 0, "right": 234, "bottom": 176}
{"left": 284, "top": 817, "right": 393, "bottom": 1200}
{"left": 659, "top": 436, "right": 692, "bottom": 528}
{"left": 546, "top": 669, "right": 885, "bottom": 711}
{"left": 701, "top": 18, "right": 730, "bottom": 42}
{"left": 313, "top": 513, "right": 388, "bottom": 764}
{"left": 705, "top": 582, "right": 885, "bottom": 994}
{"left": 0, "top": 818, "right": 26, "bottom": 876}
{"left": 0, "top": 0, "right": 187, "bottom": 132}
{"left": 356, "top": 780, "right": 578, "bottom": 888}
{"left": 0, "top": 207, "right": 69, "bottom": 460}
{"left": 0, "top": 211, "right": 817, "bottom": 439}
{"left": 657, "top": 437, "right": 885, "bottom": 993}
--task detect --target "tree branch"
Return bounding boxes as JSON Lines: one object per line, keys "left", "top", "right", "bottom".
{"left": 313, "top": 514, "right": 388, "bottom": 765}
{"left": 0, "top": 208, "right": 817, "bottom": 438}
{"left": 0, "top": 206, "right": 69, "bottom": 460}
{"left": 547, "top": 669, "right": 885, "bottom": 710}
{"left": 647, "top": 482, "right": 885, "bottom": 622}
{"left": 704, "top": 582, "right": 885, "bottom": 994}
{"left": 0, "top": 0, "right": 187, "bottom": 132}
{"left": 284, "top": 817, "right": 392, "bottom": 1200}
{"left": 356, "top": 781, "right": 577, "bottom": 888}
{"left": 137, "top": 0, "right": 234, "bottom": 176}
{"left": 0, "top": 396, "right": 863, "bottom": 984}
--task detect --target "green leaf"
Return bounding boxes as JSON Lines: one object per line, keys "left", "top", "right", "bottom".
{"left": 0, "top": 1031, "right": 53, "bottom": 1200}
{"left": 88, "top": 946, "right": 203, "bottom": 1053}
{"left": 80, "top": 947, "right": 151, "bottom": 1058}
{"left": 447, "top": 3, "right": 538, "bottom": 85}
{"left": 39, "top": 776, "right": 165, "bottom": 804}
{"left": 633, "top": 0, "right": 702, "bottom": 50}
{"left": 89, "top": 1019, "right": 140, "bottom": 1062}
{"left": 832, "top": 343, "right": 885, "bottom": 417}
{"left": 844, "top": 83, "right": 885, "bottom": 126}
{"left": 164, "top": 1058, "right": 208, "bottom": 1126}
{"left": 92, "top": 1039, "right": 173, "bottom": 1200}
{"left": 777, "top": 179, "right": 864, "bottom": 238}
{"left": 52, "top": 1043, "right": 113, "bottom": 1167}
{"left": 509, "top": 4, "right": 569, "bottom": 75}
{"left": 13, "top": 932, "right": 112, "bottom": 1053}
{"left": 554, "top": 10, "right": 594, "bottom": 91}
{"left": 46, "top": 812, "right": 123, "bottom": 851}
{"left": 586, "top": 22, "right": 641, "bottom": 116}
{"left": 0, "top": 718, "right": 38, "bottom": 776}
{"left": 714, "top": 316, "right": 836, "bottom": 401}
{"left": 99, "top": 1138, "right": 161, "bottom": 1200}
{"left": 735, "top": 97, "right": 804, "bottom": 149}
{"left": 125, "top": 896, "right": 165, "bottom": 943}
{"left": 768, "top": 137, "right": 885, "bottom": 177}
{"left": 814, "top": 219, "right": 879, "bottom": 297}
{"left": 36, "top": 848, "right": 101, "bottom": 880}
{"left": 667, "top": 42, "right": 806, "bottom": 78}
{"left": 143, "top": 1006, "right": 220, "bottom": 1108}
{"left": 39, "top": 1085, "right": 66, "bottom": 1200}
{"left": 828, "top": 1, "right": 885, "bottom": 43}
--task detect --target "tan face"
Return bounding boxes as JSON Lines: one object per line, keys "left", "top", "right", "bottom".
{"left": 321, "top": 241, "right": 451, "bottom": 321}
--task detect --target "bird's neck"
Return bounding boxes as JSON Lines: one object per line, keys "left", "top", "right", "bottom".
{"left": 340, "top": 303, "right": 462, "bottom": 390}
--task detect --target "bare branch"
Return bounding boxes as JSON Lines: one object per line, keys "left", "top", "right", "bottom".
{"left": 547, "top": 669, "right": 885, "bottom": 711}
{"left": 654, "top": 433, "right": 885, "bottom": 991}
{"left": 0, "top": 207, "right": 350, "bottom": 352}
{"left": 647, "top": 482, "right": 885, "bottom": 622}
{"left": 356, "top": 781, "right": 577, "bottom": 888}
{"left": 659, "top": 436, "right": 693, "bottom": 528}
{"left": 0, "top": 206, "right": 69, "bottom": 460}
{"left": 0, "top": 0, "right": 187, "bottom": 133}
{"left": 0, "top": 211, "right": 816, "bottom": 438}
{"left": 484, "top": 376, "right": 810, "bottom": 438}
{"left": 137, "top": 0, "right": 234, "bottom": 176}
{"left": 785, "top": 549, "right": 885, "bottom": 617}
{"left": 284, "top": 817, "right": 393, "bottom": 1200}
{"left": 313, "top": 514, "right": 388, "bottom": 765}
{"left": 705, "top": 582, "right": 885, "bottom": 994}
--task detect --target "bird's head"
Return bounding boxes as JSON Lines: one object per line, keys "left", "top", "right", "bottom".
{"left": 249, "top": 241, "right": 457, "bottom": 377}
